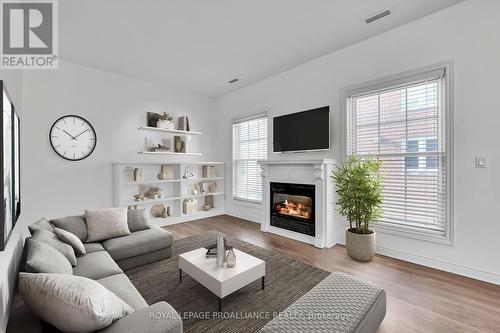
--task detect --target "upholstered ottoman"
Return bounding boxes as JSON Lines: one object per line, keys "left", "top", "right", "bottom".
{"left": 260, "top": 272, "right": 386, "bottom": 333}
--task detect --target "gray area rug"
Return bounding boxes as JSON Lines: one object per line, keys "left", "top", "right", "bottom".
{"left": 125, "top": 230, "right": 330, "bottom": 333}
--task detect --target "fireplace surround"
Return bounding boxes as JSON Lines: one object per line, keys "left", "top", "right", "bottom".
{"left": 259, "top": 159, "right": 338, "bottom": 248}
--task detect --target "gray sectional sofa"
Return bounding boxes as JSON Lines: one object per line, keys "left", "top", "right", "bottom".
{"left": 8, "top": 216, "right": 182, "bottom": 333}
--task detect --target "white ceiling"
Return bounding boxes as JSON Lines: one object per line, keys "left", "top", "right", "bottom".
{"left": 59, "top": 0, "right": 464, "bottom": 97}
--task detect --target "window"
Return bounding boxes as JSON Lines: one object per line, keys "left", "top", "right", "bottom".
{"left": 232, "top": 113, "right": 268, "bottom": 203}
{"left": 346, "top": 66, "right": 450, "bottom": 239}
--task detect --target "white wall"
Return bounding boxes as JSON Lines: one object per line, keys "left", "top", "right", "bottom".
{"left": 21, "top": 60, "right": 215, "bottom": 223}
{"left": 0, "top": 70, "right": 24, "bottom": 333}
{"left": 0, "top": 60, "right": 216, "bottom": 330}
{"left": 214, "top": 0, "right": 500, "bottom": 284}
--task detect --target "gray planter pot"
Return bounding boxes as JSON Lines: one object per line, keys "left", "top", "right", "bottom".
{"left": 345, "top": 229, "right": 376, "bottom": 262}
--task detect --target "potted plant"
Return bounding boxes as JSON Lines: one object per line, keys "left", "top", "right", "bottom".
{"left": 156, "top": 112, "right": 174, "bottom": 129}
{"left": 332, "top": 155, "right": 383, "bottom": 261}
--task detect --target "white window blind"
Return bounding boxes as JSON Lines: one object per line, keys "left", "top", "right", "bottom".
{"left": 347, "top": 69, "right": 448, "bottom": 234}
{"left": 232, "top": 114, "right": 268, "bottom": 203}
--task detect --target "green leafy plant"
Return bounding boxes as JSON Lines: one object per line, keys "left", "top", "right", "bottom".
{"left": 332, "top": 155, "right": 383, "bottom": 234}
{"left": 158, "top": 112, "right": 173, "bottom": 121}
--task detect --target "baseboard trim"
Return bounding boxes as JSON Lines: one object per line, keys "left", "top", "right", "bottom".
{"left": 225, "top": 210, "right": 261, "bottom": 224}
{"left": 224, "top": 213, "right": 500, "bottom": 285}
{"left": 374, "top": 244, "right": 500, "bottom": 285}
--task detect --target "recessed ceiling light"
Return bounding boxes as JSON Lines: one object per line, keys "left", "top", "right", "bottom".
{"left": 228, "top": 78, "right": 239, "bottom": 84}
{"left": 364, "top": 9, "right": 391, "bottom": 24}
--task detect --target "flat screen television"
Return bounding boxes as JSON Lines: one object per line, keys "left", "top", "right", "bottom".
{"left": 273, "top": 106, "right": 330, "bottom": 152}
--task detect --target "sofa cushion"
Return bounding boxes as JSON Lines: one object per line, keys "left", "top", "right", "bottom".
{"left": 102, "top": 226, "right": 173, "bottom": 262}
{"left": 73, "top": 251, "right": 123, "bottom": 280}
{"left": 97, "top": 274, "right": 148, "bottom": 311}
{"left": 84, "top": 242, "right": 106, "bottom": 253}
{"left": 18, "top": 272, "right": 134, "bottom": 333}
{"left": 96, "top": 301, "right": 182, "bottom": 333}
{"left": 53, "top": 227, "right": 86, "bottom": 256}
{"left": 50, "top": 215, "right": 88, "bottom": 242}
{"left": 86, "top": 207, "right": 131, "bottom": 242}
{"left": 24, "top": 239, "right": 72, "bottom": 275}
{"left": 127, "top": 208, "right": 150, "bottom": 232}
{"left": 28, "top": 218, "right": 53, "bottom": 235}
{"left": 31, "top": 229, "right": 77, "bottom": 266}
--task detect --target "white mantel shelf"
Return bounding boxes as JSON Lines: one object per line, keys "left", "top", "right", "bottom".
{"left": 258, "top": 159, "right": 338, "bottom": 248}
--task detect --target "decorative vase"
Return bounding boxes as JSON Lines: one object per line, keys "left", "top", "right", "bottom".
{"left": 156, "top": 120, "right": 174, "bottom": 129}
{"left": 345, "top": 229, "right": 376, "bottom": 262}
{"left": 226, "top": 247, "right": 236, "bottom": 268}
{"left": 216, "top": 236, "right": 225, "bottom": 267}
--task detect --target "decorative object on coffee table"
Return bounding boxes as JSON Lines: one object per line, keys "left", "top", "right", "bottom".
{"left": 216, "top": 236, "right": 225, "bottom": 267}
{"left": 332, "top": 155, "right": 383, "bottom": 262}
{"left": 203, "top": 204, "right": 210, "bottom": 211}
{"left": 226, "top": 246, "right": 236, "bottom": 268}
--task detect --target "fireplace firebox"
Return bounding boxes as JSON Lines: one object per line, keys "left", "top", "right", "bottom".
{"left": 270, "top": 182, "right": 315, "bottom": 236}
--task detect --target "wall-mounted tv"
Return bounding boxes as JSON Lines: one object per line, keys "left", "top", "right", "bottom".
{"left": 273, "top": 106, "right": 330, "bottom": 153}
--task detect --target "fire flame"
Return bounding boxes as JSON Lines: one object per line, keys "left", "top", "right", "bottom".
{"left": 275, "top": 199, "right": 311, "bottom": 219}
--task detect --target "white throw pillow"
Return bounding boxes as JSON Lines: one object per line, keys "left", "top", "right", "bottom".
{"left": 85, "top": 207, "right": 130, "bottom": 242}
{"left": 53, "top": 227, "right": 86, "bottom": 256}
{"left": 18, "top": 272, "right": 134, "bottom": 333}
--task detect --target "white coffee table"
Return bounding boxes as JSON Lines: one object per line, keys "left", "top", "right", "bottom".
{"left": 178, "top": 247, "right": 265, "bottom": 311}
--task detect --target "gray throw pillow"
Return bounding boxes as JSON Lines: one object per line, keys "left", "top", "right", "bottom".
{"left": 28, "top": 218, "right": 53, "bottom": 235}
{"left": 24, "top": 239, "right": 73, "bottom": 274}
{"left": 53, "top": 227, "right": 86, "bottom": 256}
{"left": 85, "top": 207, "right": 130, "bottom": 242}
{"left": 32, "top": 229, "right": 77, "bottom": 266}
{"left": 18, "top": 272, "right": 134, "bottom": 333}
{"left": 50, "top": 215, "right": 88, "bottom": 242}
{"left": 127, "top": 208, "right": 150, "bottom": 232}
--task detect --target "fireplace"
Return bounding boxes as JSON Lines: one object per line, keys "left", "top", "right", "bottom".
{"left": 270, "top": 182, "right": 315, "bottom": 236}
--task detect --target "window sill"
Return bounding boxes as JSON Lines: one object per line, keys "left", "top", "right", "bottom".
{"left": 232, "top": 197, "right": 262, "bottom": 206}
{"left": 372, "top": 222, "right": 453, "bottom": 246}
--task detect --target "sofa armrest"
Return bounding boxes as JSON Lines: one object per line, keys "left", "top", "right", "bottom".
{"left": 97, "top": 302, "right": 182, "bottom": 333}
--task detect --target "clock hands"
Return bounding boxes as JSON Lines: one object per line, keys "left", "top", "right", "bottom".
{"left": 73, "top": 128, "right": 90, "bottom": 139}
{"left": 62, "top": 130, "right": 77, "bottom": 140}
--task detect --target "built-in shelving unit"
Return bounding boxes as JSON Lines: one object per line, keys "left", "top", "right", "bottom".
{"left": 113, "top": 162, "right": 225, "bottom": 226}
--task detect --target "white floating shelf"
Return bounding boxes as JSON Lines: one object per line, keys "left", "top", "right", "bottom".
{"left": 122, "top": 179, "right": 181, "bottom": 185}
{"left": 122, "top": 196, "right": 182, "bottom": 206}
{"left": 181, "top": 177, "right": 224, "bottom": 182}
{"left": 138, "top": 126, "right": 202, "bottom": 136}
{"left": 138, "top": 151, "right": 202, "bottom": 156}
{"left": 183, "top": 192, "right": 224, "bottom": 199}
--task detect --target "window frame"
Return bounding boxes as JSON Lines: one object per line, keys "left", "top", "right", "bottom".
{"left": 340, "top": 62, "right": 454, "bottom": 245}
{"left": 232, "top": 112, "right": 269, "bottom": 204}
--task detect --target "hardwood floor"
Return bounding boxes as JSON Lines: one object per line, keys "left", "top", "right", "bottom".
{"left": 164, "top": 215, "right": 500, "bottom": 333}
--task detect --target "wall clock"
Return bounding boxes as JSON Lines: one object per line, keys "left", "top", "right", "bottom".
{"left": 49, "top": 115, "right": 97, "bottom": 161}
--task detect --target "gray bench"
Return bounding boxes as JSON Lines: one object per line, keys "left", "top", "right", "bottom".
{"left": 260, "top": 272, "right": 386, "bottom": 333}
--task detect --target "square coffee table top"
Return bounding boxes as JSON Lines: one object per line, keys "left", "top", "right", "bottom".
{"left": 179, "top": 247, "right": 265, "bottom": 283}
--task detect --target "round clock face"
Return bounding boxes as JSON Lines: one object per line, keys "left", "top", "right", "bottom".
{"left": 49, "top": 115, "right": 96, "bottom": 161}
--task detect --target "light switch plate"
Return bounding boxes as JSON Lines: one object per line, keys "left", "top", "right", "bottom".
{"left": 475, "top": 156, "right": 487, "bottom": 168}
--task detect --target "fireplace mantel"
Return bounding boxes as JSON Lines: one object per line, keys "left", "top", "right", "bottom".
{"left": 258, "top": 159, "right": 337, "bottom": 248}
